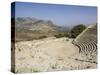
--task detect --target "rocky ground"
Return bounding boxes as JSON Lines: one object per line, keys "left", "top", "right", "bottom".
{"left": 13, "top": 37, "right": 97, "bottom": 73}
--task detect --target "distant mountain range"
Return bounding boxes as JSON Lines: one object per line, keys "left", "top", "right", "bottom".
{"left": 12, "top": 17, "right": 70, "bottom": 42}
{"left": 15, "top": 17, "right": 69, "bottom": 31}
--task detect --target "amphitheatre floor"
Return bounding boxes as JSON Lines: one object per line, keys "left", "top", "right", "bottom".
{"left": 14, "top": 37, "right": 97, "bottom": 73}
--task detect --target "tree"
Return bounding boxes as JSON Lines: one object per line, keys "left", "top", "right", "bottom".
{"left": 70, "top": 24, "right": 86, "bottom": 38}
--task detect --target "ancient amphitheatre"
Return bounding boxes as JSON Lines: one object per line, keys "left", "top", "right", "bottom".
{"left": 11, "top": 24, "right": 97, "bottom": 73}
{"left": 11, "top": 2, "right": 97, "bottom": 73}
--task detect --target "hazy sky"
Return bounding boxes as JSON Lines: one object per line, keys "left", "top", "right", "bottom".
{"left": 12, "top": 2, "right": 97, "bottom": 26}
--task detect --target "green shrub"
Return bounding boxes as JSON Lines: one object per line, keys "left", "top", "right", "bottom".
{"left": 39, "top": 36, "right": 47, "bottom": 39}
{"left": 70, "top": 24, "right": 86, "bottom": 38}
{"left": 55, "top": 32, "right": 69, "bottom": 38}
{"left": 55, "top": 34, "right": 63, "bottom": 38}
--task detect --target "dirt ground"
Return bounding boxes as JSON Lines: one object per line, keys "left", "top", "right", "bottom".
{"left": 14, "top": 37, "right": 97, "bottom": 73}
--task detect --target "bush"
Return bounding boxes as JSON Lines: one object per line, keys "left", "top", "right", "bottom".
{"left": 39, "top": 36, "right": 47, "bottom": 39}
{"left": 55, "top": 33, "right": 68, "bottom": 38}
{"left": 70, "top": 24, "right": 86, "bottom": 38}
{"left": 55, "top": 34, "right": 63, "bottom": 38}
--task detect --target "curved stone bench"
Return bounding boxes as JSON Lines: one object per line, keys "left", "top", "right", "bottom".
{"left": 74, "top": 40, "right": 97, "bottom": 54}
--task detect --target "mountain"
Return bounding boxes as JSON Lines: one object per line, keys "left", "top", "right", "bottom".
{"left": 13, "top": 17, "right": 69, "bottom": 42}
{"left": 15, "top": 17, "right": 38, "bottom": 24}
